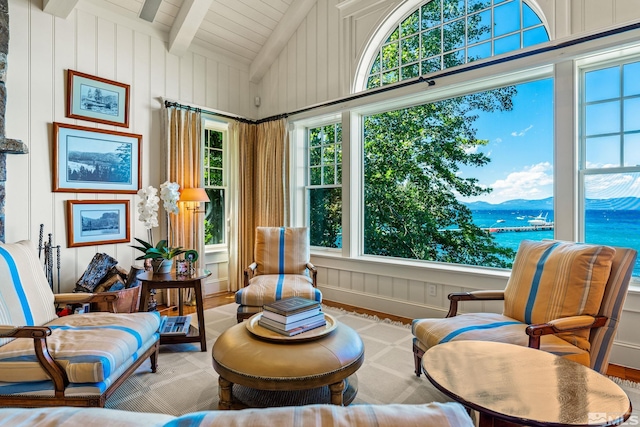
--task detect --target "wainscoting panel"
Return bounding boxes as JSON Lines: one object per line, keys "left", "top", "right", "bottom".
{"left": 314, "top": 255, "right": 640, "bottom": 369}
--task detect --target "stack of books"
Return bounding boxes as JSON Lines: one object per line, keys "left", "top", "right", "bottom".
{"left": 258, "top": 297, "right": 326, "bottom": 337}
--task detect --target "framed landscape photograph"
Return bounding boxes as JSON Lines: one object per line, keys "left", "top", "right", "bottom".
{"left": 66, "top": 200, "right": 130, "bottom": 247}
{"left": 67, "top": 70, "right": 130, "bottom": 127}
{"left": 53, "top": 122, "right": 142, "bottom": 193}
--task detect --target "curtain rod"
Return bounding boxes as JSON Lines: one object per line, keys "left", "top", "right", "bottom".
{"left": 166, "top": 20, "right": 640, "bottom": 125}
{"left": 164, "top": 76, "right": 435, "bottom": 125}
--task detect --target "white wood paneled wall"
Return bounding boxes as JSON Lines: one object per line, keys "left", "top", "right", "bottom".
{"left": 4, "top": 0, "right": 251, "bottom": 292}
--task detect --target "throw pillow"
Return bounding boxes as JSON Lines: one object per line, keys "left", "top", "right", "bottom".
{"left": 503, "top": 239, "right": 615, "bottom": 351}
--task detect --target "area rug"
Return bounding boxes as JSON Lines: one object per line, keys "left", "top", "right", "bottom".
{"left": 105, "top": 303, "right": 640, "bottom": 418}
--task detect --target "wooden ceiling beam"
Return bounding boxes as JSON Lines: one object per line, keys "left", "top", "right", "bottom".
{"left": 249, "top": 0, "right": 317, "bottom": 83}
{"left": 42, "top": 0, "right": 79, "bottom": 19}
{"left": 168, "top": 0, "right": 214, "bottom": 57}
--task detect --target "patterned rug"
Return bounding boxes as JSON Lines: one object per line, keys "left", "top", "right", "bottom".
{"left": 105, "top": 303, "right": 640, "bottom": 418}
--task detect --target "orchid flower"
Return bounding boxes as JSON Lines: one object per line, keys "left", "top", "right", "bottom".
{"left": 160, "top": 181, "right": 181, "bottom": 215}
{"left": 136, "top": 186, "right": 160, "bottom": 230}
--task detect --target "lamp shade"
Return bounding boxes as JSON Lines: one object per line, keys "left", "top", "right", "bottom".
{"left": 179, "top": 187, "right": 210, "bottom": 203}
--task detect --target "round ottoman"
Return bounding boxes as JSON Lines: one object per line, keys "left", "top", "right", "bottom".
{"left": 212, "top": 318, "right": 364, "bottom": 409}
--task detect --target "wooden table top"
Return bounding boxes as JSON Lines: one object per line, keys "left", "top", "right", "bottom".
{"left": 422, "top": 340, "right": 631, "bottom": 426}
{"left": 138, "top": 269, "right": 211, "bottom": 283}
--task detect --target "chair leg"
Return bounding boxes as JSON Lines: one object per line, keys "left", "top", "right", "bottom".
{"left": 413, "top": 342, "right": 425, "bottom": 377}
{"left": 150, "top": 342, "right": 159, "bottom": 373}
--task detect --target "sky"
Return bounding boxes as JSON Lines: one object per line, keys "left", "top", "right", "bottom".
{"left": 457, "top": 78, "right": 555, "bottom": 204}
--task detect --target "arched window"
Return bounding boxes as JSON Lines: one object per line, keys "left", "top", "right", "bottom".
{"left": 366, "top": 0, "right": 549, "bottom": 89}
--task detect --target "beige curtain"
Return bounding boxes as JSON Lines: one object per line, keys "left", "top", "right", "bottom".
{"left": 229, "top": 121, "right": 255, "bottom": 291}
{"left": 164, "top": 106, "right": 203, "bottom": 304}
{"left": 255, "top": 119, "right": 289, "bottom": 227}
{"left": 229, "top": 118, "right": 289, "bottom": 291}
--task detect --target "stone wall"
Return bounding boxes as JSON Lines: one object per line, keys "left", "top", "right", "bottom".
{"left": 0, "top": 0, "right": 28, "bottom": 243}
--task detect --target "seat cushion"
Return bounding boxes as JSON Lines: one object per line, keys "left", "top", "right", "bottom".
{"left": 412, "top": 312, "right": 590, "bottom": 367}
{"left": 503, "top": 240, "right": 615, "bottom": 351}
{"left": 235, "top": 274, "right": 321, "bottom": 307}
{"left": 255, "top": 227, "right": 310, "bottom": 276}
{"left": 167, "top": 402, "right": 475, "bottom": 427}
{"left": 0, "top": 311, "right": 161, "bottom": 383}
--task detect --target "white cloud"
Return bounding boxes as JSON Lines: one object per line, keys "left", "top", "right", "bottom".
{"left": 469, "top": 162, "right": 553, "bottom": 204}
{"left": 463, "top": 145, "right": 479, "bottom": 154}
{"left": 510, "top": 124, "right": 534, "bottom": 137}
{"left": 585, "top": 173, "right": 640, "bottom": 198}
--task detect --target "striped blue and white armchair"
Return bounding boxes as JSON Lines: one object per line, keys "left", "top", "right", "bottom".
{"left": 235, "top": 227, "right": 321, "bottom": 322}
{"left": 412, "top": 240, "right": 637, "bottom": 376}
{"left": 0, "top": 240, "right": 161, "bottom": 407}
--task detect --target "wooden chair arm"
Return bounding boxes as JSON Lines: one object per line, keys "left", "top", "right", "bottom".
{"left": 446, "top": 290, "right": 505, "bottom": 317}
{"left": 244, "top": 263, "right": 258, "bottom": 287}
{"left": 0, "top": 325, "right": 69, "bottom": 396}
{"left": 306, "top": 262, "right": 318, "bottom": 287}
{"left": 526, "top": 315, "right": 607, "bottom": 349}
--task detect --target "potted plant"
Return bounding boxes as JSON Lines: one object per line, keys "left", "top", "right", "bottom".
{"left": 131, "top": 238, "right": 199, "bottom": 273}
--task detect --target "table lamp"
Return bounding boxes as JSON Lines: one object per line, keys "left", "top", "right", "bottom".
{"left": 179, "top": 187, "right": 210, "bottom": 254}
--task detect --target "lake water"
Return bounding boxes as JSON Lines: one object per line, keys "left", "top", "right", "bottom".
{"left": 471, "top": 209, "right": 640, "bottom": 277}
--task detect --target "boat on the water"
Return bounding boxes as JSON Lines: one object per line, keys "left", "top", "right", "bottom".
{"left": 516, "top": 216, "right": 525, "bottom": 220}
{"left": 528, "top": 212, "right": 551, "bottom": 226}
{"left": 496, "top": 219, "right": 505, "bottom": 223}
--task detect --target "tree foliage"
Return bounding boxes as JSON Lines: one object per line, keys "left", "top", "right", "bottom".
{"left": 362, "top": 88, "right": 517, "bottom": 268}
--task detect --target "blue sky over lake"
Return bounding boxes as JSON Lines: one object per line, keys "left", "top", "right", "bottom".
{"left": 457, "top": 78, "right": 554, "bottom": 204}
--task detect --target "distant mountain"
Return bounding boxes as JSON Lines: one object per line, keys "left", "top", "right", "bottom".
{"left": 462, "top": 197, "right": 640, "bottom": 211}
{"left": 462, "top": 198, "right": 553, "bottom": 211}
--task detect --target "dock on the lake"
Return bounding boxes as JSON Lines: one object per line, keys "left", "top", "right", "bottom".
{"left": 482, "top": 224, "right": 554, "bottom": 233}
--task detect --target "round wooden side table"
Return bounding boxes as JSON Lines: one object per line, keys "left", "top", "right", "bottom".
{"left": 422, "top": 340, "right": 631, "bottom": 426}
{"left": 138, "top": 269, "right": 211, "bottom": 352}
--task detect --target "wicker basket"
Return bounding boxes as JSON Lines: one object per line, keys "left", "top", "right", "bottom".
{"left": 91, "top": 285, "right": 141, "bottom": 313}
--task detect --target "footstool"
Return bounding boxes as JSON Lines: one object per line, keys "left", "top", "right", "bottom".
{"left": 212, "top": 316, "right": 364, "bottom": 409}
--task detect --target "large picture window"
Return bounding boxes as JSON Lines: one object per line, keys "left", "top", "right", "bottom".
{"left": 363, "top": 78, "right": 553, "bottom": 268}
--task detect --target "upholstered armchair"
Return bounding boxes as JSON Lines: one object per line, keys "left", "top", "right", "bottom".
{"left": 412, "top": 240, "right": 637, "bottom": 375}
{"left": 235, "top": 227, "right": 321, "bottom": 322}
{"left": 0, "top": 240, "right": 161, "bottom": 407}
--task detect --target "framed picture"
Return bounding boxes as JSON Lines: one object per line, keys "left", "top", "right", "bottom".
{"left": 67, "top": 70, "right": 130, "bottom": 127}
{"left": 53, "top": 122, "right": 142, "bottom": 193}
{"left": 66, "top": 200, "right": 130, "bottom": 247}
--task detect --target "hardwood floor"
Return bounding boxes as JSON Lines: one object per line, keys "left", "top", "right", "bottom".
{"left": 161, "top": 291, "right": 638, "bottom": 382}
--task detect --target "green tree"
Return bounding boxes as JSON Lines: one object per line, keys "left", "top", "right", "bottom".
{"left": 363, "top": 89, "right": 516, "bottom": 268}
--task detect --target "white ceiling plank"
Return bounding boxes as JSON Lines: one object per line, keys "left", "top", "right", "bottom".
{"left": 168, "top": 0, "right": 214, "bottom": 56}
{"left": 249, "top": 0, "right": 317, "bottom": 83}
{"left": 42, "top": 0, "right": 80, "bottom": 19}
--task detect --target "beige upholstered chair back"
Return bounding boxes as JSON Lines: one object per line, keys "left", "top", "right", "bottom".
{"left": 254, "top": 227, "right": 310, "bottom": 277}
{"left": 0, "top": 241, "right": 57, "bottom": 345}
{"left": 589, "top": 246, "right": 637, "bottom": 373}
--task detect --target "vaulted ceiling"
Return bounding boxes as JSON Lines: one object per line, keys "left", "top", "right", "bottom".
{"left": 41, "top": 0, "right": 318, "bottom": 82}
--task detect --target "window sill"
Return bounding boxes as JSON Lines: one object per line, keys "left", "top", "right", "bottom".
{"left": 310, "top": 251, "right": 511, "bottom": 288}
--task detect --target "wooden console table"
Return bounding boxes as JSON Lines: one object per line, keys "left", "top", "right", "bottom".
{"left": 138, "top": 269, "right": 211, "bottom": 352}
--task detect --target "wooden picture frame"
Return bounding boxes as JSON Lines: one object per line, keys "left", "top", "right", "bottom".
{"left": 53, "top": 122, "right": 142, "bottom": 194}
{"left": 67, "top": 70, "right": 130, "bottom": 127}
{"left": 66, "top": 200, "right": 130, "bottom": 247}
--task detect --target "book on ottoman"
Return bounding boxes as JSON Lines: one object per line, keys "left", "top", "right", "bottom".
{"left": 258, "top": 314, "right": 326, "bottom": 336}
{"left": 262, "top": 297, "right": 321, "bottom": 324}
{"left": 259, "top": 312, "right": 325, "bottom": 331}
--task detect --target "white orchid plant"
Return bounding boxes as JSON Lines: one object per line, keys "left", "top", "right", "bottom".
{"left": 133, "top": 181, "right": 197, "bottom": 264}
